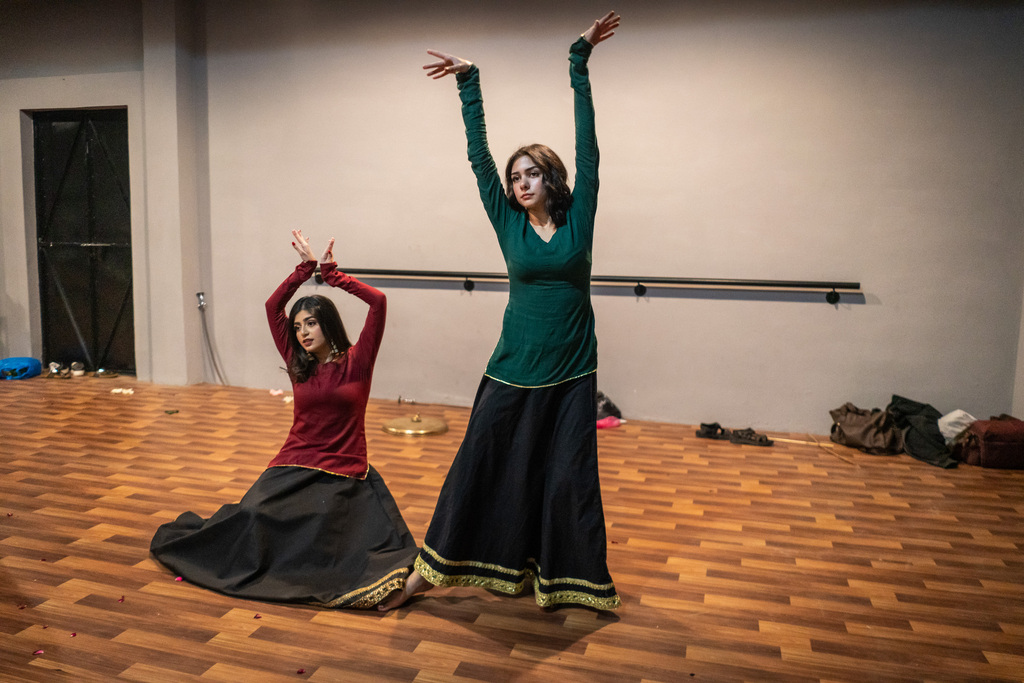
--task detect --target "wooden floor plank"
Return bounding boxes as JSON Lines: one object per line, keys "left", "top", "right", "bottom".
{"left": 2, "top": 377, "right": 1024, "bottom": 681}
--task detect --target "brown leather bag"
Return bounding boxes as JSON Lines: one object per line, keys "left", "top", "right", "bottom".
{"left": 829, "top": 403, "right": 904, "bottom": 454}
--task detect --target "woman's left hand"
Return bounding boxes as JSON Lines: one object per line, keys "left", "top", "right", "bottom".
{"left": 583, "top": 11, "right": 621, "bottom": 47}
{"left": 320, "top": 238, "right": 336, "bottom": 265}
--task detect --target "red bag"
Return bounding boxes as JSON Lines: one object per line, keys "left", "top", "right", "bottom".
{"left": 952, "top": 415, "right": 1024, "bottom": 469}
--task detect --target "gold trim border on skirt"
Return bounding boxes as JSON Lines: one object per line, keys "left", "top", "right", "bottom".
{"left": 416, "top": 547, "right": 620, "bottom": 611}
{"left": 314, "top": 567, "right": 411, "bottom": 609}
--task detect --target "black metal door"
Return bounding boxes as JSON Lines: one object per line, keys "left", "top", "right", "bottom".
{"left": 34, "top": 109, "right": 134, "bottom": 374}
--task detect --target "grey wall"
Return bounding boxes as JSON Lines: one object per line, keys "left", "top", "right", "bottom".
{"left": 2, "top": 0, "right": 1022, "bottom": 434}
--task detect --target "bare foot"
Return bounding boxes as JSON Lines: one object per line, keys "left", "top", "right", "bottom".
{"left": 377, "top": 569, "right": 432, "bottom": 612}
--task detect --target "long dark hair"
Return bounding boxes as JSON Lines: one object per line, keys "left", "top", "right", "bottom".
{"left": 504, "top": 144, "right": 573, "bottom": 227}
{"left": 286, "top": 295, "right": 352, "bottom": 384}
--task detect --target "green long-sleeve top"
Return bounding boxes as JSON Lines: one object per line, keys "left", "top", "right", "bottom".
{"left": 456, "top": 37, "right": 599, "bottom": 388}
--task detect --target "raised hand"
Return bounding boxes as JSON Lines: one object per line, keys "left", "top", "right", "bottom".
{"left": 423, "top": 50, "right": 472, "bottom": 79}
{"left": 583, "top": 10, "right": 621, "bottom": 47}
{"left": 292, "top": 230, "right": 337, "bottom": 264}
{"left": 292, "top": 229, "right": 317, "bottom": 262}
{"left": 320, "top": 237, "right": 335, "bottom": 265}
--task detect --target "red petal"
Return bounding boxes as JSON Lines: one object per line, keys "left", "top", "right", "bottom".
{"left": 18, "top": 604, "right": 26, "bottom": 610}
{"left": 33, "top": 649, "right": 44, "bottom": 655}
{"left": 71, "top": 632, "right": 77, "bottom": 637}
{"left": 254, "top": 614, "right": 262, "bottom": 619}
{"left": 175, "top": 576, "right": 184, "bottom": 582}
{"left": 42, "top": 625, "right": 48, "bottom": 629}
{"left": 118, "top": 596, "right": 125, "bottom": 602}
{"left": 297, "top": 669, "right": 305, "bottom": 674}
{"left": 6, "top": 512, "right": 12, "bottom": 516}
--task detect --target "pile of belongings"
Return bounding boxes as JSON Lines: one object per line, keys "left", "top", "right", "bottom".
{"left": 829, "top": 395, "right": 1024, "bottom": 469}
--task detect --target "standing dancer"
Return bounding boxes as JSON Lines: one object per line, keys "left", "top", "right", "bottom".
{"left": 151, "top": 230, "right": 418, "bottom": 608}
{"left": 381, "top": 11, "right": 622, "bottom": 611}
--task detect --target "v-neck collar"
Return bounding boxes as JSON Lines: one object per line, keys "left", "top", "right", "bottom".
{"left": 526, "top": 217, "right": 559, "bottom": 245}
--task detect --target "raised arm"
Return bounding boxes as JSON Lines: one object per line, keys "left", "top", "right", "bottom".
{"left": 571, "top": 11, "right": 621, "bottom": 223}
{"left": 294, "top": 228, "right": 387, "bottom": 368}
{"left": 423, "top": 50, "right": 513, "bottom": 233}
{"left": 319, "top": 264, "right": 387, "bottom": 370}
{"left": 265, "top": 230, "right": 325, "bottom": 361}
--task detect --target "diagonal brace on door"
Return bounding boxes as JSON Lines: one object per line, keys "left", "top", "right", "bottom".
{"left": 40, "top": 248, "right": 95, "bottom": 369}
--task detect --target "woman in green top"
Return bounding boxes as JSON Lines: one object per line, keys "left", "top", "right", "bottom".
{"left": 380, "top": 11, "right": 621, "bottom": 612}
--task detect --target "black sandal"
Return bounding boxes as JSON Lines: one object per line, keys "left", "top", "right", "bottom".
{"left": 696, "top": 422, "right": 732, "bottom": 440}
{"left": 729, "top": 428, "right": 774, "bottom": 447}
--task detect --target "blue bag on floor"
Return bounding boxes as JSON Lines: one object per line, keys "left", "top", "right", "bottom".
{"left": 0, "top": 357, "right": 42, "bottom": 380}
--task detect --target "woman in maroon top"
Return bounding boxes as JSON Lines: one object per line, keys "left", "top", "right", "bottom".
{"left": 150, "top": 231, "right": 418, "bottom": 608}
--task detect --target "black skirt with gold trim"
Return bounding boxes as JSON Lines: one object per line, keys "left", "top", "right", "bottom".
{"left": 416, "top": 373, "right": 620, "bottom": 610}
{"left": 150, "top": 464, "right": 418, "bottom": 608}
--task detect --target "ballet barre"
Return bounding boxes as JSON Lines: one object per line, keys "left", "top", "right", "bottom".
{"left": 319, "top": 268, "right": 861, "bottom": 303}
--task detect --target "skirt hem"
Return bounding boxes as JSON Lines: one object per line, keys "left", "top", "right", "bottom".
{"left": 315, "top": 567, "right": 411, "bottom": 609}
{"left": 415, "top": 551, "right": 620, "bottom": 611}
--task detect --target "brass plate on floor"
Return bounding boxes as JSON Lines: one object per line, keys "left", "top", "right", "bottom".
{"left": 382, "top": 414, "right": 448, "bottom": 436}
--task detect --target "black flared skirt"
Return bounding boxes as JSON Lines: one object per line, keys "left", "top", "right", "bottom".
{"left": 415, "top": 373, "right": 620, "bottom": 611}
{"left": 151, "top": 464, "right": 418, "bottom": 608}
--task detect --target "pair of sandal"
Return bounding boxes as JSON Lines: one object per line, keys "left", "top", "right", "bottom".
{"left": 696, "top": 422, "right": 774, "bottom": 447}
{"left": 44, "top": 361, "right": 89, "bottom": 378}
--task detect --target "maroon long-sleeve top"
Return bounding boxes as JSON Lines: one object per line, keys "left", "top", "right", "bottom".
{"left": 264, "top": 260, "right": 386, "bottom": 479}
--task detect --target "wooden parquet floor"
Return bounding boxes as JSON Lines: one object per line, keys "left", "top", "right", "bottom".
{"left": 2, "top": 378, "right": 1023, "bottom": 682}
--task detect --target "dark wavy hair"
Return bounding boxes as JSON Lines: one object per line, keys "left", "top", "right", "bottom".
{"left": 286, "top": 295, "right": 352, "bottom": 384}
{"left": 504, "top": 144, "right": 573, "bottom": 227}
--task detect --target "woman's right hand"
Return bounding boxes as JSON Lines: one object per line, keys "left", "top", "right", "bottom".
{"left": 423, "top": 50, "right": 472, "bottom": 79}
{"left": 291, "top": 229, "right": 317, "bottom": 262}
